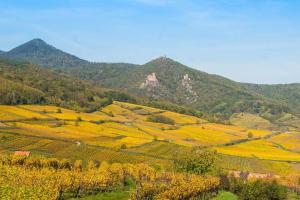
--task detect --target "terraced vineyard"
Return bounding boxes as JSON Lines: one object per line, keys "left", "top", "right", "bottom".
{"left": 1, "top": 101, "right": 300, "bottom": 174}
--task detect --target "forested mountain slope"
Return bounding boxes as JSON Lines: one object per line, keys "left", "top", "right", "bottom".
{"left": 0, "top": 58, "right": 134, "bottom": 111}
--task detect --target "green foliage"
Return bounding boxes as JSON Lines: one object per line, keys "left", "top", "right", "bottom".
{"left": 212, "top": 191, "right": 238, "bottom": 200}
{"left": 0, "top": 58, "right": 135, "bottom": 113}
{"left": 173, "top": 150, "right": 218, "bottom": 175}
{"left": 71, "top": 191, "right": 130, "bottom": 200}
{"left": 0, "top": 77, "right": 46, "bottom": 104}
{"left": 228, "top": 178, "right": 288, "bottom": 200}
{"left": 147, "top": 115, "right": 175, "bottom": 125}
{"left": 55, "top": 56, "right": 297, "bottom": 121}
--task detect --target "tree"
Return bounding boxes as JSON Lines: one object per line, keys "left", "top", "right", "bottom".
{"left": 173, "top": 149, "right": 217, "bottom": 175}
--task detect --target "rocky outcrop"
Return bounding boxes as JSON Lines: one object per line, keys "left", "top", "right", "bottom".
{"left": 140, "top": 73, "right": 159, "bottom": 90}
{"left": 179, "top": 74, "right": 198, "bottom": 102}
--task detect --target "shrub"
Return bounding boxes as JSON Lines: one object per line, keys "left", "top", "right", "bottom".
{"left": 173, "top": 150, "right": 218, "bottom": 175}
{"left": 228, "top": 178, "right": 287, "bottom": 200}
{"left": 147, "top": 115, "right": 175, "bottom": 125}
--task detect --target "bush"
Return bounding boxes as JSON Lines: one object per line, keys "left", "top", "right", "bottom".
{"left": 228, "top": 178, "right": 287, "bottom": 200}
{"left": 147, "top": 115, "right": 175, "bottom": 125}
{"left": 173, "top": 150, "right": 218, "bottom": 175}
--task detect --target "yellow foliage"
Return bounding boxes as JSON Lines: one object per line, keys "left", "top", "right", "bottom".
{"left": 268, "top": 132, "right": 300, "bottom": 151}
{"left": 0, "top": 106, "right": 48, "bottom": 120}
{"left": 215, "top": 140, "right": 300, "bottom": 162}
{"left": 0, "top": 155, "right": 219, "bottom": 200}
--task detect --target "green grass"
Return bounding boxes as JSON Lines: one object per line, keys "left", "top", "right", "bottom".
{"left": 287, "top": 191, "right": 300, "bottom": 200}
{"left": 212, "top": 191, "right": 238, "bottom": 200}
{"left": 70, "top": 191, "right": 130, "bottom": 200}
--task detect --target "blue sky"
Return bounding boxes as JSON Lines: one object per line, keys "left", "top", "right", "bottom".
{"left": 0, "top": 0, "right": 300, "bottom": 84}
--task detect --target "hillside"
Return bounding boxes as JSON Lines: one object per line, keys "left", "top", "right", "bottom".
{"left": 1, "top": 101, "right": 300, "bottom": 176}
{"left": 245, "top": 83, "right": 300, "bottom": 115}
{"left": 63, "top": 57, "right": 294, "bottom": 121}
{"left": 0, "top": 58, "right": 135, "bottom": 111}
{"left": 2, "top": 39, "right": 300, "bottom": 121}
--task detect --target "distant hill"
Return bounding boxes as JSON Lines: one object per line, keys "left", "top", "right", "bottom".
{"left": 64, "top": 56, "right": 294, "bottom": 120}
{"left": 3, "top": 38, "right": 89, "bottom": 68}
{"left": 2, "top": 39, "right": 300, "bottom": 121}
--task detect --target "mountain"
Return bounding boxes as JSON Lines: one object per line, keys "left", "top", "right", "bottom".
{"left": 2, "top": 39, "right": 300, "bottom": 121}
{"left": 62, "top": 57, "right": 294, "bottom": 119}
{"left": 3, "top": 38, "right": 89, "bottom": 68}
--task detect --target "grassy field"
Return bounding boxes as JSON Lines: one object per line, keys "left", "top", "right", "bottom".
{"left": 1, "top": 101, "right": 300, "bottom": 174}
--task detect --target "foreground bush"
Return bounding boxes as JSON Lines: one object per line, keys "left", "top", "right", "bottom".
{"left": 132, "top": 173, "right": 219, "bottom": 200}
{"left": 0, "top": 155, "right": 220, "bottom": 200}
{"left": 227, "top": 177, "right": 288, "bottom": 200}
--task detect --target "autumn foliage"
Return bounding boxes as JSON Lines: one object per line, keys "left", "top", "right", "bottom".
{"left": 0, "top": 154, "right": 220, "bottom": 200}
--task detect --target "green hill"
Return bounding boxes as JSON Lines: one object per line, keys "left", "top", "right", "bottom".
{"left": 4, "top": 38, "right": 88, "bottom": 68}
{"left": 63, "top": 56, "right": 293, "bottom": 120}
{"left": 0, "top": 58, "right": 134, "bottom": 112}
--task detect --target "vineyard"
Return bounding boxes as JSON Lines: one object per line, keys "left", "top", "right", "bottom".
{"left": 1, "top": 101, "right": 300, "bottom": 175}
{"left": 0, "top": 154, "right": 220, "bottom": 200}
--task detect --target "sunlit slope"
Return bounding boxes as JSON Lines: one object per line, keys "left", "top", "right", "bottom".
{"left": 0, "top": 102, "right": 256, "bottom": 148}
{"left": 230, "top": 113, "right": 275, "bottom": 130}
{"left": 215, "top": 140, "right": 300, "bottom": 162}
{"left": 1, "top": 101, "right": 300, "bottom": 163}
{"left": 268, "top": 132, "right": 300, "bottom": 152}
